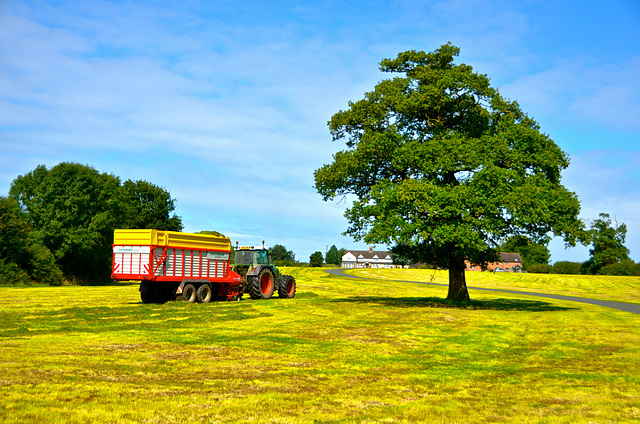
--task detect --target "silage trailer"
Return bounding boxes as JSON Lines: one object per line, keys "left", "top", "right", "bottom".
{"left": 111, "top": 229, "right": 296, "bottom": 304}
{"left": 112, "top": 229, "right": 242, "bottom": 303}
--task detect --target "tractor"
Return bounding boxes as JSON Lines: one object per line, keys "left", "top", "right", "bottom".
{"left": 232, "top": 242, "right": 296, "bottom": 299}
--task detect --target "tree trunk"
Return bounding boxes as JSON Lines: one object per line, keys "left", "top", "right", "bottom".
{"left": 447, "top": 256, "right": 470, "bottom": 301}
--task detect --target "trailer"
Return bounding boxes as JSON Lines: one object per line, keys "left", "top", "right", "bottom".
{"left": 112, "top": 229, "right": 242, "bottom": 304}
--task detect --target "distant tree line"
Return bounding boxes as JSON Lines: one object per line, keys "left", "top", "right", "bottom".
{"left": 307, "top": 245, "right": 346, "bottom": 268}
{"left": 270, "top": 244, "right": 296, "bottom": 266}
{"left": 509, "top": 213, "right": 638, "bottom": 276}
{"left": 1, "top": 162, "right": 182, "bottom": 285}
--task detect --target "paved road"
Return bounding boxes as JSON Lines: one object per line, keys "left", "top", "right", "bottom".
{"left": 325, "top": 268, "right": 640, "bottom": 315}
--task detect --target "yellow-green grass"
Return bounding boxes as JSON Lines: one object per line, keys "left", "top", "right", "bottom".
{"left": 0, "top": 269, "right": 639, "bottom": 423}
{"left": 347, "top": 268, "right": 640, "bottom": 305}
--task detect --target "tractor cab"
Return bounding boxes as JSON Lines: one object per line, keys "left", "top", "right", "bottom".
{"left": 231, "top": 241, "right": 296, "bottom": 300}
{"left": 233, "top": 246, "right": 271, "bottom": 267}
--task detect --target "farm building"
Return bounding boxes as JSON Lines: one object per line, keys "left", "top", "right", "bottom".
{"left": 465, "top": 252, "right": 524, "bottom": 272}
{"left": 341, "top": 249, "right": 397, "bottom": 268}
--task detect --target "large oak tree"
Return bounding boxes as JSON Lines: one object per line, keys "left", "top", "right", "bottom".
{"left": 314, "top": 44, "right": 583, "bottom": 300}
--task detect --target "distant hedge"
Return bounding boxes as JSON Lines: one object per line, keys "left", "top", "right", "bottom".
{"left": 552, "top": 261, "right": 582, "bottom": 275}
{"left": 527, "top": 259, "right": 640, "bottom": 276}
{"left": 527, "top": 264, "right": 553, "bottom": 274}
{"left": 597, "top": 260, "right": 640, "bottom": 276}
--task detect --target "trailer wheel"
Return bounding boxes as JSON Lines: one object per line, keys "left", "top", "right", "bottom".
{"left": 141, "top": 291, "right": 156, "bottom": 304}
{"left": 248, "top": 269, "right": 274, "bottom": 299}
{"left": 196, "top": 284, "right": 212, "bottom": 303}
{"left": 278, "top": 275, "right": 296, "bottom": 299}
{"left": 182, "top": 284, "right": 197, "bottom": 303}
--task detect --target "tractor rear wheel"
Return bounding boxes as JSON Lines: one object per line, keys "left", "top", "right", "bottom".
{"left": 196, "top": 284, "right": 212, "bottom": 303}
{"left": 278, "top": 275, "right": 296, "bottom": 298}
{"left": 249, "top": 269, "right": 275, "bottom": 299}
{"left": 182, "top": 284, "right": 197, "bottom": 303}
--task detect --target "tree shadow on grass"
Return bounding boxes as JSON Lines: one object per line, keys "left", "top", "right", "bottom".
{"left": 331, "top": 296, "right": 576, "bottom": 312}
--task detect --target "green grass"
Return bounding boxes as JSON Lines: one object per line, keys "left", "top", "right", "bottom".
{"left": 347, "top": 268, "right": 640, "bottom": 305}
{"left": 1, "top": 268, "right": 639, "bottom": 423}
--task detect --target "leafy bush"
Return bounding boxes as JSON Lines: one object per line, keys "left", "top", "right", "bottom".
{"left": 552, "top": 261, "right": 582, "bottom": 275}
{"left": 527, "top": 264, "right": 553, "bottom": 274}
{"left": 0, "top": 258, "right": 31, "bottom": 285}
{"left": 597, "top": 260, "right": 640, "bottom": 276}
{"left": 27, "top": 241, "right": 63, "bottom": 285}
{"left": 309, "top": 251, "right": 324, "bottom": 267}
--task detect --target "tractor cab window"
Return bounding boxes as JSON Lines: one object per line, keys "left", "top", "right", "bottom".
{"left": 235, "top": 251, "right": 254, "bottom": 265}
{"left": 257, "top": 250, "right": 268, "bottom": 265}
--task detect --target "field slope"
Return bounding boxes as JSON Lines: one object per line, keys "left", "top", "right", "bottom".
{"left": 1, "top": 268, "right": 639, "bottom": 423}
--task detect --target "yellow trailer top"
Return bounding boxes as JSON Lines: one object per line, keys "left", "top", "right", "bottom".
{"left": 113, "top": 229, "right": 231, "bottom": 251}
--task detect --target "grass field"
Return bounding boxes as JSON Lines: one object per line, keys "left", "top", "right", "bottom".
{"left": 1, "top": 268, "right": 639, "bottom": 423}
{"left": 347, "top": 268, "right": 640, "bottom": 305}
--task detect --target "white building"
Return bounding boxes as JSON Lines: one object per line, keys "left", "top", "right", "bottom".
{"left": 341, "top": 249, "right": 395, "bottom": 269}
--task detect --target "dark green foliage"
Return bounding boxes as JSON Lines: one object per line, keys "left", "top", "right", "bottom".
{"left": 325, "top": 245, "right": 341, "bottom": 266}
{"left": 583, "top": 213, "right": 630, "bottom": 274}
{"left": 0, "top": 197, "right": 62, "bottom": 285}
{"left": 119, "top": 180, "right": 182, "bottom": 231}
{"left": 527, "top": 264, "right": 553, "bottom": 274}
{"left": 271, "top": 244, "right": 296, "bottom": 265}
{"left": 25, "top": 241, "right": 63, "bottom": 285}
{"left": 552, "top": 261, "right": 582, "bottom": 275}
{"left": 8, "top": 162, "right": 182, "bottom": 283}
{"left": 0, "top": 259, "right": 30, "bottom": 285}
{"left": 309, "top": 251, "right": 324, "bottom": 267}
{"left": 499, "top": 235, "right": 550, "bottom": 269}
{"left": 9, "top": 163, "right": 121, "bottom": 281}
{"left": 597, "top": 260, "right": 640, "bottom": 276}
{"left": 314, "top": 43, "right": 582, "bottom": 300}
{"left": 0, "top": 197, "right": 30, "bottom": 266}
{"left": 390, "top": 251, "right": 411, "bottom": 267}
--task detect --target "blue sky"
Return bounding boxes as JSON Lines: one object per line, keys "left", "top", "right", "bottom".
{"left": 1, "top": 0, "right": 639, "bottom": 263}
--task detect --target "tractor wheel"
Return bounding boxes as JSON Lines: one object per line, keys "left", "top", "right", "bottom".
{"left": 182, "top": 284, "right": 197, "bottom": 303}
{"left": 278, "top": 275, "right": 296, "bottom": 299}
{"left": 196, "top": 284, "right": 212, "bottom": 303}
{"left": 249, "top": 269, "right": 275, "bottom": 299}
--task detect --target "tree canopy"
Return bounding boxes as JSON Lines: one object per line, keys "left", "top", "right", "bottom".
{"left": 325, "top": 245, "right": 341, "bottom": 266}
{"left": 314, "top": 43, "right": 582, "bottom": 300}
{"left": 8, "top": 162, "right": 182, "bottom": 282}
{"left": 583, "top": 213, "right": 630, "bottom": 274}
{"left": 309, "top": 251, "right": 324, "bottom": 267}
{"left": 0, "top": 196, "right": 62, "bottom": 285}
{"left": 270, "top": 244, "right": 296, "bottom": 265}
{"left": 119, "top": 180, "right": 182, "bottom": 231}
